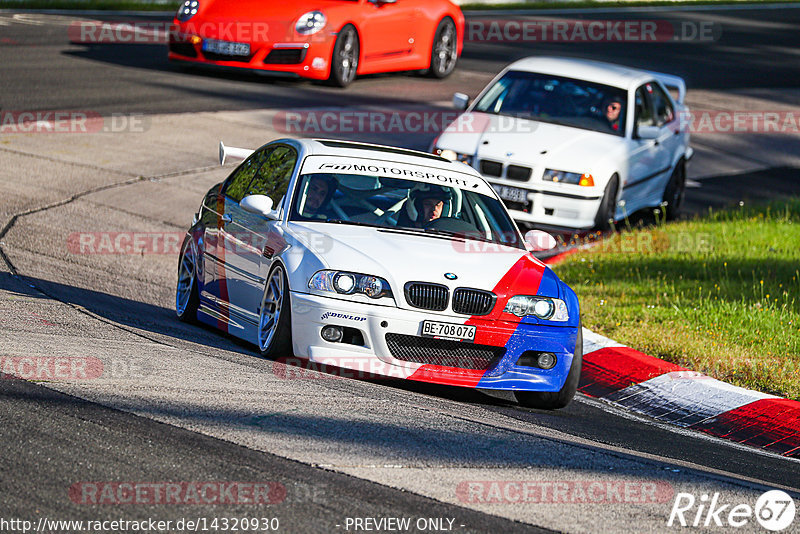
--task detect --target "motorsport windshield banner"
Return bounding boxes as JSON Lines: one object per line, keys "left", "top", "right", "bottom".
{"left": 300, "top": 156, "right": 495, "bottom": 196}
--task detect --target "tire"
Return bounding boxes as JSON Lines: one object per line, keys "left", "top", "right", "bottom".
{"left": 257, "top": 264, "right": 293, "bottom": 358}
{"left": 425, "top": 18, "right": 458, "bottom": 79}
{"left": 594, "top": 175, "right": 619, "bottom": 231}
{"left": 327, "top": 25, "right": 359, "bottom": 87}
{"left": 515, "top": 327, "right": 583, "bottom": 410}
{"left": 176, "top": 237, "right": 200, "bottom": 323}
{"left": 662, "top": 160, "right": 686, "bottom": 221}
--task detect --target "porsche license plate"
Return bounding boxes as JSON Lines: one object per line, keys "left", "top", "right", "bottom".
{"left": 421, "top": 320, "right": 476, "bottom": 343}
{"left": 492, "top": 184, "right": 529, "bottom": 204}
{"left": 203, "top": 39, "right": 251, "bottom": 57}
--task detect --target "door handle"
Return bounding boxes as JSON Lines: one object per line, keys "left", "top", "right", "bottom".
{"left": 221, "top": 214, "right": 232, "bottom": 223}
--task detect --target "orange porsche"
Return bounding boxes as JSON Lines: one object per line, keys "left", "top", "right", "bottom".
{"left": 169, "top": 0, "right": 465, "bottom": 87}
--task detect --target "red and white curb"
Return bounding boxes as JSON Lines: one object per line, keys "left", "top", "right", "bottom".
{"left": 578, "top": 328, "right": 800, "bottom": 458}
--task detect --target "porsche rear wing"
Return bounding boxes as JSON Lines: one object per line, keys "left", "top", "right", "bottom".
{"left": 645, "top": 71, "right": 687, "bottom": 104}
{"left": 219, "top": 141, "right": 254, "bottom": 165}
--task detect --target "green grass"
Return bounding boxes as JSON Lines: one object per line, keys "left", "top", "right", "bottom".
{"left": 554, "top": 199, "right": 800, "bottom": 400}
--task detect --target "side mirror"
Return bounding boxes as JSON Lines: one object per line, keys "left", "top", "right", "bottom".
{"left": 452, "top": 92, "right": 469, "bottom": 111}
{"left": 240, "top": 195, "right": 277, "bottom": 220}
{"left": 637, "top": 125, "right": 660, "bottom": 140}
{"left": 524, "top": 230, "right": 557, "bottom": 252}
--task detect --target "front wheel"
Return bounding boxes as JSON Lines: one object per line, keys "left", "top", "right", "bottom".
{"left": 426, "top": 18, "right": 458, "bottom": 79}
{"left": 176, "top": 237, "right": 200, "bottom": 323}
{"left": 328, "top": 25, "right": 359, "bottom": 87}
{"left": 594, "top": 175, "right": 619, "bottom": 231}
{"left": 258, "top": 264, "right": 293, "bottom": 358}
{"left": 515, "top": 327, "right": 583, "bottom": 410}
{"left": 662, "top": 160, "right": 686, "bottom": 220}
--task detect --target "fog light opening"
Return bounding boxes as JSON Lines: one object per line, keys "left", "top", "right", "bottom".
{"left": 537, "top": 352, "right": 557, "bottom": 370}
{"left": 321, "top": 325, "right": 343, "bottom": 343}
{"left": 516, "top": 351, "right": 558, "bottom": 370}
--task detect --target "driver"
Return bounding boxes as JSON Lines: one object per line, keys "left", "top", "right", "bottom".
{"left": 603, "top": 95, "right": 625, "bottom": 132}
{"left": 301, "top": 174, "right": 338, "bottom": 219}
{"left": 398, "top": 184, "right": 452, "bottom": 228}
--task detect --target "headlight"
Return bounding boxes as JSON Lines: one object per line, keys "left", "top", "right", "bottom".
{"left": 542, "top": 169, "right": 594, "bottom": 187}
{"left": 309, "top": 270, "right": 392, "bottom": 299}
{"left": 434, "top": 148, "right": 473, "bottom": 165}
{"left": 176, "top": 0, "right": 199, "bottom": 22}
{"left": 296, "top": 11, "right": 326, "bottom": 35}
{"left": 504, "top": 296, "right": 569, "bottom": 321}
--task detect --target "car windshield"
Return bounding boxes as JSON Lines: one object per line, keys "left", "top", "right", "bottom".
{"left": 473, "top": 70, "right": 628, "bottom": 136}
{"left": 289, "top": 173, "right": 524, "bottom": 249}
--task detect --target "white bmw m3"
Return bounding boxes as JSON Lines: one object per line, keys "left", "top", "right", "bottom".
{"left": 432, "top": 56, "right": 693, "bottom": 231}
{"left": 176, "top": 138, "right": 583, "bottom": 409}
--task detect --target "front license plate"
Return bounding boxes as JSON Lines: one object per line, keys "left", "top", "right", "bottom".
{"left": 203, "top": 39, "right": 251, "bottom": 57}
{"left": 421, "top": 321, "right": 476, "bottom": 343}
{"left": 492, "top": 184, "right": 529, "bottom": 204}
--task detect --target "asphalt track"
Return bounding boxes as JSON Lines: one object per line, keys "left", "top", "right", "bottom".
{"left": 1, "top": 5, "right": 800, "bottom": 533}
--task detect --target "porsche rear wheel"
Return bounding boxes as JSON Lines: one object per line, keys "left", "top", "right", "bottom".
{"left": 426, "top": 18, "right": 458, "bottom": 79}
{"left": 176, "top": 237, "right": 200, "bottom": 323}
{"left": 258, "top": 264, "right": 293, "bottom": 358}
{"left": 663, "top": 160, "right": 686, "bottom": 220}
{"left": 328, "top": 25, "right": 359, "bottom": 88}
{"left": 515, "top": 327, "right": 583, "bottom": 410}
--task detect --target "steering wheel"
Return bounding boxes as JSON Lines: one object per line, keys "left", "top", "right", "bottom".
{"left": 374, "top": 199, "right": 406, "bottom": 226}
{"left": 423, "top": 217, "right": 482, "bottom": 237}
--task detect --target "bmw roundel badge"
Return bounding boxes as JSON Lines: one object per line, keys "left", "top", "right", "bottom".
{"left": 444, "top": 273, "right": 458, "bottom": 280}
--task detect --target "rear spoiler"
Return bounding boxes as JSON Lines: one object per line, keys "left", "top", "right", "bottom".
{"left": 645, "top": 71, "right": 687, "bottom": 104}
{"left": 219, "top": 141, "right": 254, "bottom": 165}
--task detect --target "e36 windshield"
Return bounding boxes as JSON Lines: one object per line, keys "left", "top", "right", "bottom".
{"left": 289, "top": 173, "right": 524, "bottom": 249}
{"left": 474, "top": 70, "right": 629, "bottom": 136}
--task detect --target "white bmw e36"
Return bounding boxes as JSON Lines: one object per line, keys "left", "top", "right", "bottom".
{"left": 432, "top": 56, "right": 693, "bottom": 231}
{"left": 176, "top": 138, "right": 583, "bottom": 409}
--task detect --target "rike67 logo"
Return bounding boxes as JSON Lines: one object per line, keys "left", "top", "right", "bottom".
{"left": 668, "top": 490, "right": 796, "bottom": 531}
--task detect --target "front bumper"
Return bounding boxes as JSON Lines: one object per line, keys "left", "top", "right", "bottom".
{"left": 168, "top": 34, "right": 335, "bottom": 80}
{"left": 489, "top": 179, "right": 603, "bottom": 230}
{"left": 290, "top": 291, "right": 579, "bottom": 392}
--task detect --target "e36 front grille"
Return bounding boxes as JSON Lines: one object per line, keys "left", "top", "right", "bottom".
{"left": 404, "top": 282, "right": 449, "bottom": 311}
{"left": 452, "top": 288, "right": 496, "bottom": 316}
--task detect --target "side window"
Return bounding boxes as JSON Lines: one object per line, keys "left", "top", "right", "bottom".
{"left": 650, "top": 83, "right": 675, "bottom": 126}
{"left": 245, "top": 146, "right": 297, "bottom": 204}
{"left": 222, "top": 148, "right": 269, "bottom": 203}
{"left": 635, "top": 85, "right": 655, "bottom": 130}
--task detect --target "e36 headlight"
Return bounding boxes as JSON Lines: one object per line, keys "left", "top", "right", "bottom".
{"left": 504, "top": 296, "right": 569, "bottom": 321}
{"left": 542, "top": 169, "right": 594, "bottom": 187}
{"left": 309, "top": 270, "right": 392, "bottom": 300}
{"left": 296, "top": 11, "right": 326, "bottom": 35}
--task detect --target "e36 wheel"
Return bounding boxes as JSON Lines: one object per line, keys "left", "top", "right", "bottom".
{"left": 258, "top": 264, "right": 293, "bottom": 358}
{"left": 663, "top": 160, "right": 686, "bottom": 220}
{"left": 176, "top": 237, "right": 200, "bottom": 323}
{"left": 515, "top": 327, "right": 583, "bottom": 410}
